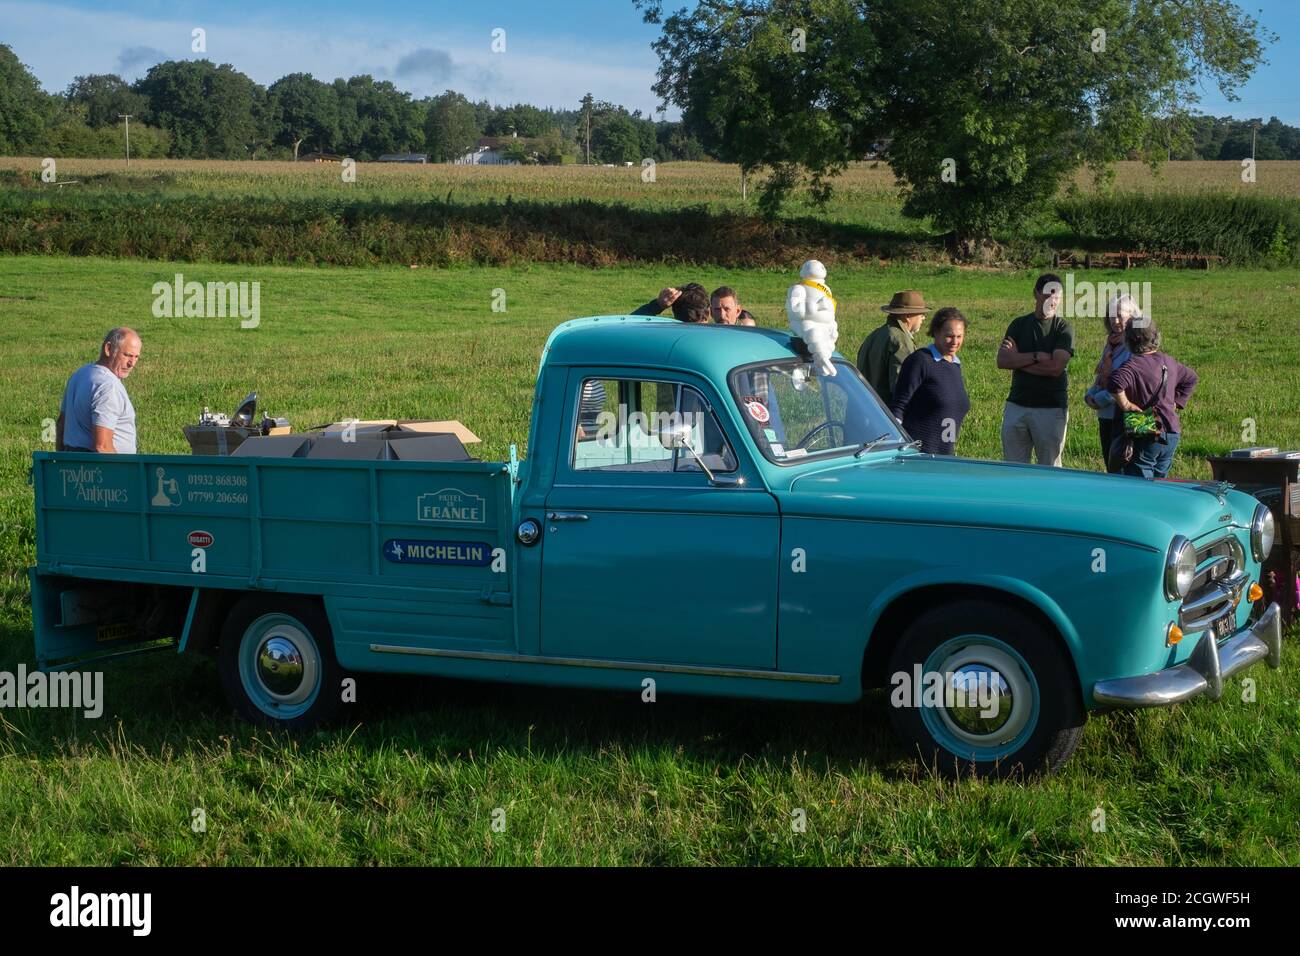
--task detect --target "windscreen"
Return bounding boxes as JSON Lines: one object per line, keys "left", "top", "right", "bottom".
{"left": 729, "top": 359, "right": 907, "bottom": 463}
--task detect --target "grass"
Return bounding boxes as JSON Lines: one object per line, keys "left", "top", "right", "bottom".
{"left": 1, "top": 255, "right": 1298, "bottom": 864}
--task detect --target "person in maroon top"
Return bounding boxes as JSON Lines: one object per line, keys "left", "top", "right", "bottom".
{"left": 1107, "top": 321, "right": 1199, "bottom": 479}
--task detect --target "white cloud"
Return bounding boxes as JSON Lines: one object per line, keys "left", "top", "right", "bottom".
{"left": 0, "top": 0, "right": 671, "bottom": 114}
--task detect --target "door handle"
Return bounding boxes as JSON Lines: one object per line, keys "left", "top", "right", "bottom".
{"left": 547, "top": 512, "right": 589, "bottom": 522}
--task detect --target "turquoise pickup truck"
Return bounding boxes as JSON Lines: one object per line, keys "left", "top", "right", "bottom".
{"left": 29, "top": 316, "right": 1283, "bottom": 777}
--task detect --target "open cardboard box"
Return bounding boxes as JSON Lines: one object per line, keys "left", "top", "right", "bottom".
{"left": 318, "top": 420, "right": 481, "bottom": 444}
{"left": 232, "top": 419, "right": 479, "bottom": 461}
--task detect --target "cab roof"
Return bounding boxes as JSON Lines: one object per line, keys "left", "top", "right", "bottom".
{"left": 540, "top": 315, "right": 821, "bottom": 382}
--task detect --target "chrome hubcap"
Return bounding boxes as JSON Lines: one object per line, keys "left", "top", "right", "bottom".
{"left": 944, "top": 664, "right": 1013, "bottom": 736}
{"left": 253, "top": 627, "right": 317, "bottom": 705}
{"left": 934, "top": 645, "right": 1032, "bottom": 747}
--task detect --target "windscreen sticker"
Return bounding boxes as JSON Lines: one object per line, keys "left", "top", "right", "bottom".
{"left": 745, "top": 400, "right": 770, "bottom": 424}
{"left": 785, "top": 448, "right": 808, "bottom": 458}
{"left": 770, "top": 443, "right": 786, "bottom": 457}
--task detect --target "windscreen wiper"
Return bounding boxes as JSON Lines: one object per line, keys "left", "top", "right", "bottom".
{"left": 853, "top": 434, "right": 895, "bottom": 458}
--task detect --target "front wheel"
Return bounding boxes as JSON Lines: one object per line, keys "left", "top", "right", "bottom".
{"left": 886, "top": 599, "right": 1085, "bottom": 778}
{"left": 217, "top": 597, "right": 344, "bottom": 731}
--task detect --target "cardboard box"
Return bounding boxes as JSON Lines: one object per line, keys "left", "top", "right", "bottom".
{"left": 319, "top": 419, "right": 480, "bottom": 444}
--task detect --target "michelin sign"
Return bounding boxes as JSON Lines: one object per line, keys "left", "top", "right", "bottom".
{"left": 385, "top": 539, "right": 492, "bottom": 566}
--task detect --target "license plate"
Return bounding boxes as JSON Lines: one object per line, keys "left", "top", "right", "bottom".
{"left": 96, "top": 621, "right": 138, "bottom": 643}
{"left": 1211, "top": 614, "right": 1236, "bottom": 642}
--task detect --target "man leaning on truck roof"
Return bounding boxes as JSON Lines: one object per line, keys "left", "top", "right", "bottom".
{"left": 56, "top": 327, "right": 141, "bottom": 454}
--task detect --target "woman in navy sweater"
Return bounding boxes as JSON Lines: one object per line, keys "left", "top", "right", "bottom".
{"left": 889, "top": 308, "right": 971, "bottom": 455}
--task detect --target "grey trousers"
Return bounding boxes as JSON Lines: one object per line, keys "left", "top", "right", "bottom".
{"left": 1001, "top": 402, "right": 1068, "bottom": 467}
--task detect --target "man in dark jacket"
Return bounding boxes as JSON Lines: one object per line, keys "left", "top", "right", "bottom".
{"left": 857, "top": 290, "right": 930, "bottom": 405}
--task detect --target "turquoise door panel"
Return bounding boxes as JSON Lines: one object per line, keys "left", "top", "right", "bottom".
{"left": 539, "top": 486, "right": 780, "bottom": 667}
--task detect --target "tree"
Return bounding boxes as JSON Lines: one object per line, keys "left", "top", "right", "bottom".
{"left": 657, "top": 121, "right": 707, "bottom": 160}
{"left": 332, "top": 75, "right": 424, "bottom": 158}
{"left": 641, "top": 0, "right": 882, "bottom": 213}
{"left": 267, "top": 73, "right": 338, "bottom": 159}
{"left": 639, "top": 0, "right": 1273, "bottom": 248}
{"left": 135, "top": 60, "right": 264, "bottom": 158}
{"left": 39, "top": 104, "right": 171, "bottom": 157}
{"left": 425, "top": 90, "right": 480, "bottom": 162}
{"left": 484, "top": 103, "right": 557, "bottom": 138}
{"left": 0, "top": 44, "right": 55, "bottom": 153}
{"left": 65, "top": 74, "right": 146, "bottom": 128}
{"left": 591, "top": 110, "right": 658, "bottom": 164}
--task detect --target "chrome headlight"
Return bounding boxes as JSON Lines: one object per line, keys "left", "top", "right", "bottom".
{"left": 1251, "top": 504, "right": 1275, "bottom": 562}
{"left": 1165, "top": 535, "right": 1196, "bottom": 601}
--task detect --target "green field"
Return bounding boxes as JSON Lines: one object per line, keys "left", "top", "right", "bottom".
{"left": 2, "top": 255, "right": 1298, "bottom": 865}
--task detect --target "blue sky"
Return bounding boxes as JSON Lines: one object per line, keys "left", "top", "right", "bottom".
{"left": 2, "top": 0, "right": 1298, "bottom": 123}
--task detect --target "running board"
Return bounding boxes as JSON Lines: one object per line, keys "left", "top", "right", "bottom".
{"left": 368, "top": 644, "right": 840, "bottom": 684}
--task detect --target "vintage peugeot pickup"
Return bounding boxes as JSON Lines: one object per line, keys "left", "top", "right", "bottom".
{"left": 29, "top": 316, "right": 1283, "bottom": 776}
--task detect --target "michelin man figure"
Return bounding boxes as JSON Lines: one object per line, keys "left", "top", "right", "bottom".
{"left": 785, "top": 259, "right": 838, "bottom": 376}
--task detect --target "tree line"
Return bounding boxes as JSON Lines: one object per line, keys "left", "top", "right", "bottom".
{"left": 0, "top": 44, "right": 705, "bottom": 164}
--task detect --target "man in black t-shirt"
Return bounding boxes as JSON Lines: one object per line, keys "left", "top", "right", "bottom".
{"left": 996, "top": 274, "right": 1075, "bottom": 467}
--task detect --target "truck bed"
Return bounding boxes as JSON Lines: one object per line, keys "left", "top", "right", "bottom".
{"left": 30, "top": 451, "right": 517, "bottom": 669}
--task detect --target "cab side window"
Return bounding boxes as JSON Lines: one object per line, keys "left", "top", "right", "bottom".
{"left": 571, "top": 377, "right": 737, "bottom": 474}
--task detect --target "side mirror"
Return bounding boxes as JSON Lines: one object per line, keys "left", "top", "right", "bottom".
{"left": 657, "top": 422, "right": 694, "bottom": 450}
{"left": 657, "top": 421, "right": 734, "bottom": 485}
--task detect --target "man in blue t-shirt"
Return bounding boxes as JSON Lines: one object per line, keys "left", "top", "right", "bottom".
{"left": 57, "top": 327, "right": 142, "bottom": 454}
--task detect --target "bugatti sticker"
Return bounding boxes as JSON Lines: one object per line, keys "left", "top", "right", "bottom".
{"left": 417, "top": 488, "right": 485, "bottom": 524}
{"left": 384, "top": 539, "right": 492, "bottom": 566}
{"left": 188, "top": 530, "right": 214, "bottom": 548}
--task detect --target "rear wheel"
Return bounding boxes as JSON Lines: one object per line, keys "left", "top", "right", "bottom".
{"left": 217, "top": 597, "right": 343, "bottom": 731}
{"left": 886, "top": 599, "right": 1085, "bottom": 778}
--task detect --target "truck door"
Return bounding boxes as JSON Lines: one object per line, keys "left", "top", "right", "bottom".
{"left": 540, "top": 370, "right": 779, "bottom": 669}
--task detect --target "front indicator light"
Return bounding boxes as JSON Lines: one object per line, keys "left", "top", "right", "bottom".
{"left": 1166, "top": 623, "right": 1184, "bottom": 647}
{"left": 1249, "top": 582, "right": 1264, "bottom": 602}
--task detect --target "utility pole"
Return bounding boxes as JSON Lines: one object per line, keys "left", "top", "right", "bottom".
{"left": 581, "top": 93, "right": 593, "bottom": 165}
{"left": 1252, "top": 122, "right": 1258, "bottom": 162}
{"left": 119, "top": 114, "right": 133, "bottom": 168}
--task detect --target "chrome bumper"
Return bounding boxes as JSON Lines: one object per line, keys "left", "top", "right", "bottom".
{"left": 1093, "top": 602, "right": 1282, "bottom": 708}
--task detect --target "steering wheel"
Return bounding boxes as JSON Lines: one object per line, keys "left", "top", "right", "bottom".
{"left": 795, "top": 420, "right": 846, "bottom": 450}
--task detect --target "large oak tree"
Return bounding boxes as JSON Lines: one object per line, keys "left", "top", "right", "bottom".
{"left": 637, "top": 0, "right": 1272, "bottom": 250}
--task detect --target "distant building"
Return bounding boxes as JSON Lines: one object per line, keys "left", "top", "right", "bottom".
{"left": 377, "top": 153, "right": 429, "bottom": 164}
{"left": 454, "top": 135, "right": 521, "bottom": 166}
{"left": 299, "top": 152, "right": 343, "bottom": 163}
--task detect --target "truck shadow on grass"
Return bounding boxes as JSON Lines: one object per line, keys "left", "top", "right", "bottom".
{"left": 1, "top": 628, "right": 914, "bottom": 777}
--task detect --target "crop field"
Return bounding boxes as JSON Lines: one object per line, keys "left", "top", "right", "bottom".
{"left": 5, "top": 156, "right": 1299, "bottom": 203}
{"left": 1, "top": 253, "right": 1298, "bottom": 865}
{"left": 3, "top": 157, "right": 1298, "bottom": 243}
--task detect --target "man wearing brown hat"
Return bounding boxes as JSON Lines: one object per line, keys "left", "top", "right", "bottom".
{"left": 857, "top": 291, "right": 930, "bottom": 405}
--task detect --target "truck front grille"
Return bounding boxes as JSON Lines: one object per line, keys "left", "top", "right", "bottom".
{"left": 1179, "top": 536, "right": 1246, "bottom": 634}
